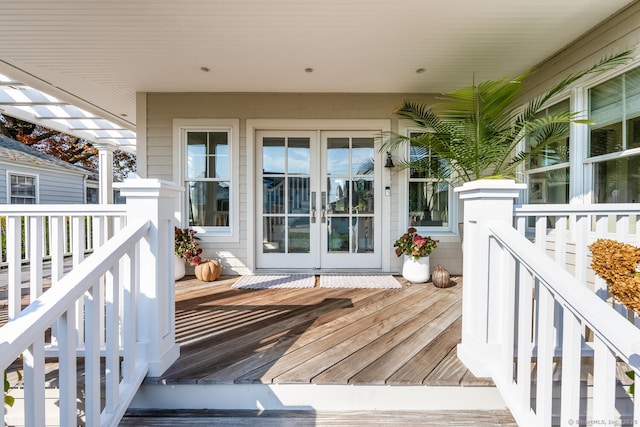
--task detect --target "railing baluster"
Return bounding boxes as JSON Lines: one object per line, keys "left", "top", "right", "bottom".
{"left": 29, "top": 216, "right": 44, "bottom": 302}
{"left": 57, "top": 307, "right": 77, "bottom": 427}
{"left": 592, "top": 335, "right": 617, "bottom": 423}
{"left": 7, "top": 215, "right": 22, "bottom": 319}
{"left": 535, "top": 279, "right": 555, "bottom": 424}
{"left": 72, "top": 216, "right": 85, "bottom": 346}
{"left": 516, "top": 264, "right": 534, "bottom": 418}
{"left": 93, "top": 215, "right": 106, "bottom": 348}
{"left": 105, "top": 263, "right": 120, "bottom": 414}
{"left": 23, "top": 336, "right": 46, "bottom": 427}
{"left": 84, "top": 282, "right": 101, "bottom": 426}
{"left": 560, "top": 307, "right": 581, "bottom": 426}
{"left": 122, "top": 246, "right": 137, "bottom": 383}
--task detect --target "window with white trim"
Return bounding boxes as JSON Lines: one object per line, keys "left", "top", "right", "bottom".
{"left": 9, "top": 173, "right": 37, "bottom": 204}
{"left": 589, "top": 66, "right": 640, "bottom": 203}
{"left": 185, "top": 130, "right": 231, "bottom": 229}
{"left": 407, "top": 131, "right": 452, "bottom": 231}
{"left": 523, "top": 99, "right": 571, "bottom": 205}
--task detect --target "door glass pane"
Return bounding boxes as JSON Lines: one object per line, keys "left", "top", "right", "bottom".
{"left": 288, "top": 177, "right": 310, "bottom": 214}
{"left": 263, "top": 137, "right": 286, "bottom": 174}
{"left": 352, "top": 179, "right": 374, "bottom": 213}
{"left": 263, "top": 217, "right": 285, "bottom": 253}
{"left": 327, "top": 138, "right": 349, "bottom": 175}
{"left": 328, "top": 217, "right": 349, "bottom": 252}
{"left": 352, "top": 138, "right": 374, "bottom": 175}
{"left": 263, "top": 177, "right": 285, "bottom": 214}
{"left": 353, "top": 217, "right": 374, "bottom": 253}
{"left": 288, "top": 138, "right": 310, "bottom": 174}
{"left": 327, "top": 178, "right": 350, "bottom": 214}
{"left": 289, "top": 217, "right": 310, "bottom": 253}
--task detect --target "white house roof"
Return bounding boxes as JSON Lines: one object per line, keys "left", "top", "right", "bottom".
{"left": 0, "top": 0, "right": 636, "bottom": 142}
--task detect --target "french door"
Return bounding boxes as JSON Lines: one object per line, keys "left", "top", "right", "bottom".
{"left": 256, "top": 130, "right": 381, "bottom": 270}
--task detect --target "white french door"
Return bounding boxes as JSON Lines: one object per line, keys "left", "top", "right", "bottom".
{"left": 256, "top": 130, "right": 381, "bottom": 270}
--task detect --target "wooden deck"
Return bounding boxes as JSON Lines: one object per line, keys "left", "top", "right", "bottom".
{"left": 150, "top": 275, "right": 491, "bottom": 387}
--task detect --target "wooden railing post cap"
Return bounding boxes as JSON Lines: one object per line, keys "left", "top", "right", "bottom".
{"left": 115, "top": 179, "right": 183, "bottom": 197}
{"left": 454, "top": 179, "right": 526, "bottom": 200}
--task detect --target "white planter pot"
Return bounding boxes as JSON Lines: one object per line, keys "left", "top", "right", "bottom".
{"left": 402, "top": 255, "right": 430, "bottom": 283}
{"left": 174, "top": 254, "right": 186, "bottom": 281}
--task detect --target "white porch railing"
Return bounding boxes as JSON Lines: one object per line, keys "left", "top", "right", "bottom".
{"left": 456, "top": 181, "right": 640, "bottom": 426}
{"left": 0, "top": 179, "right": 181, "bottom": 427}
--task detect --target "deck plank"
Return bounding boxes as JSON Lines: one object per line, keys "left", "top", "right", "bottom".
{"left": 310, "top": 291, "right": 460, "bottom": 385}
{"left": 385, "top": 317, "right": 463, "bottom": 385}
{"left": 423, "top": 344, "right": 469, "bottom": 386}
{"left": 272, "top": 290, "right": 458, "bottom": 384}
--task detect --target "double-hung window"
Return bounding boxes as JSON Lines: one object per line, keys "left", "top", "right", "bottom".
{"left": 178, "top": 119, "right": 239, "bottom": 240}
{"left": 523, "top": 99, "right": 571, "bottom": 204}
{"left": 588, "top": 66, "right": 640, "bottom": 203}
{"left": 9, "top": 173, "right": 37, "bottom": 204}
{"left": 407, "top": 131, "right": 451, "bottom": 231}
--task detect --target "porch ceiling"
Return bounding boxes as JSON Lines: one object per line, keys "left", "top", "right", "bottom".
{"left": 0, "top": 0, "right": 635, "bottom": 138}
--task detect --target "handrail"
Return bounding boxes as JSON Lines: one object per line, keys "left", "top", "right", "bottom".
{"left": 488, "top": 220, "right": 640, "bottom": 363}
{"left": 514, "top": 202, "right": 640, "bottom": 216}
{"left": 0, "top": 219, "right": 149, "bottom": 368}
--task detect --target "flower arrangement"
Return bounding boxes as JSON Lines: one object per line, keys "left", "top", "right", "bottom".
{"left": 394, "top": 227, "right": 438, "bottom": 260}
{"left": 174, "top": 227, "right": 203, "bottom": 266}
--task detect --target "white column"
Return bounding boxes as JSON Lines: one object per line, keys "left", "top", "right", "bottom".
{"left": 454, "top": 179, "right": 525, "bottom": 377}
{"left": 116, "top": 179, "right": 183, "bottom": 376}
{"left": 94, "top": 141, "right": 116, "bottom": 204}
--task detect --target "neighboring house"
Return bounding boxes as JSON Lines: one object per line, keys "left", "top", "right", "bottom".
{"left": 0, "top": 135, "right": 94, "bottom": 204}
{"left": 137, "top": 3, "right": 640, "bottom": 277}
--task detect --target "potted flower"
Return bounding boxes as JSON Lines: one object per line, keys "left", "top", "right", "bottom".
{"left": 174, "top": 227, "right": 202, "bottom": 280}
{"left": 394, "top": 227, "right": 438, "bottom": 283}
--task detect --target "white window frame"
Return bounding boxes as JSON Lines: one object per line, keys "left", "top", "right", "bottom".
{"left": 399, "top": 121, "right": 457, "bottom": 236}
{"left": 577, "top": 60, "right": 640, "bottom": 204}
{"left": 174, "top": 119, "right": 240, "bottom": 243}
{"left": 7, "top": 171, "right": 38, "bottom": 204}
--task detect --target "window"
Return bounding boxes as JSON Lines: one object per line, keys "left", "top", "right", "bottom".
{"left": 407, "top": 132, "right": 451, "bottom": 230}
{"left": 589, "top": 66, "right": 640, "bottom": 203}
{"left": 524, "top": 99, "right": 571, "bottom": 204}
{"left": 9, "top": 173, "right": 37, "bottom": 204}
{"left": 185, "top": 131, "right": 230, "bottom": 228}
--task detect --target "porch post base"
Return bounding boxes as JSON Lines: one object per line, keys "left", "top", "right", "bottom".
{"left": 456, "top": 343, "right": 498, "bottom": 379}
{"left": 147, "top": 342, "right": 180, "bottom": 377}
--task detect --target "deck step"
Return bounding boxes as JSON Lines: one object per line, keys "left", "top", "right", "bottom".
{"left": 119, "top": 409, "right": 518, "bottom": 426}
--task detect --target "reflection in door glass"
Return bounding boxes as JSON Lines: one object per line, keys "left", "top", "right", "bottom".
{"left": 327, "top": 138, "right": 350, "bottom": 175}
{"left": 288, "top": 217, "right": 310, "bottom": 253}
{"left": 352, "top": 138, "right": 374, "bottom": 175}
{"left": 353, "top": 217, "right": 374, "bottom": 253}
{"left": 288, "top": 177, "right": 310, "bottom": 214}
{"left": 328, "top": 217, "right": 349, "bottom": 252}
{"left": 263, "top": 138, "right": 286, "bottom": 174}
{"left": 263, "top": 177, "right": 285, "bottom": 214}
{"left": 327, "top": 178, "right": 350, "bottom": 214}
{"left": 263, "top": 217, "right": 285, "bottom": 253}
{"left": 288, "top": 138, "right": 310, "bottom": 174}
{"left": 352, "top": 179, "right": 374, "bottom": 214}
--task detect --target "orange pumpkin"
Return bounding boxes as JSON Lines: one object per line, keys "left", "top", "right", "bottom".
{"left": 195, "top": 259, "right": 222, "bottom": 282}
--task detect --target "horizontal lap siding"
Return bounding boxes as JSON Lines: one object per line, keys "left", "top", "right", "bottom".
{"left": 144, "top": 93, "right": 439, "bottom": 274}
{"left": 1, "top": 164, "right": 85, "bottom": 204}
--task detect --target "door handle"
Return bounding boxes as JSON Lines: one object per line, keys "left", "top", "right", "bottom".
{"left": 311, "top": 191, "right": 316, "bottom": 223}
{"left": 321, "top": 191, "right": 326, "bottom": 223}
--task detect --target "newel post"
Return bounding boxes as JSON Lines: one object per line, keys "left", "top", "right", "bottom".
{"left": 454, "top": 179, "right": 525, "bottom": 377}
{"left": 117, "top": 179, "right": 182, "bottom": 376}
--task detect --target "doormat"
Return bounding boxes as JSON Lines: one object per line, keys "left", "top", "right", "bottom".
{"left": 231, "top": 274, "right": 316, "bottom": 289}
{"left": 319, "top": 274, "right": 402, "bottom": 289}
